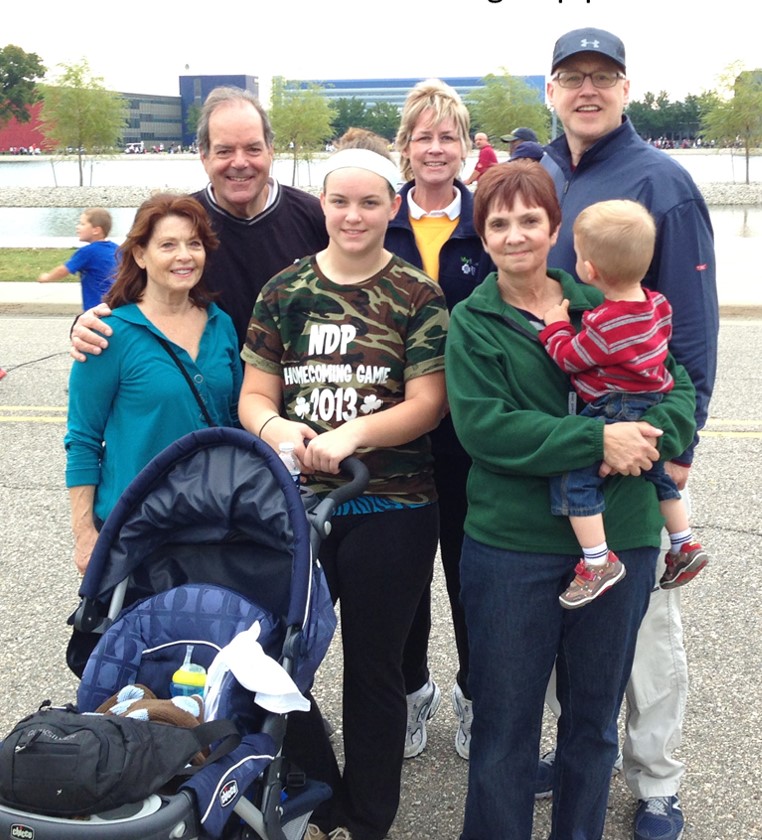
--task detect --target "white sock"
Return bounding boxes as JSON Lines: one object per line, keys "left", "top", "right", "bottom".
{"left": 670, "top": 529, "right": 692, "bottom": 552}
{"left": 582, "top": 542, "right": 609, "bottom": 566}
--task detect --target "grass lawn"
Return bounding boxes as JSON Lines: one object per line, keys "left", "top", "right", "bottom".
{"left": 0, "top": 248, "right": 81, "bottom": 283}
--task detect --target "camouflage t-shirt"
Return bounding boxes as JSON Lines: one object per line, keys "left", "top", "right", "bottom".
{"left": 242, "top": 254, "right": 449, "bottom": 503}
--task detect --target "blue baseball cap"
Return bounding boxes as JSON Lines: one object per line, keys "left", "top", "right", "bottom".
{"left": 500, "top": 127, "right": 538, "bottom": 144}
{"left": 551, "top": 28, "right": 626, "bottom": 73}
{"left": 510, "top": 141, "right": 545, "bottom": 162}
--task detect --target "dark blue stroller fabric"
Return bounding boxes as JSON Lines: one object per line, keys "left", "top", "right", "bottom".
{"left": 76, "top": 427, "right": 314, "bottom": 628}
{"left": 70, "top": 428, "right": 336, "bottom": 685}
{"left": 65, "top": 428, "right": 340, "bottom": 839}
{"left": 77, "top": 584, "right": 281, "bottom": 713}
{"left": 181, "top": 733, "right": 277, "bottom": 837}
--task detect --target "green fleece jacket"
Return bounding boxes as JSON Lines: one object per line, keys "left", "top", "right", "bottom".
{"left": 445, "top": 269, "right": 696, "bottom": 554}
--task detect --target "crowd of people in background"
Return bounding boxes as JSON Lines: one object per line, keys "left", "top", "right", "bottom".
{"left": 123, "top": 141, "right": 198, "bottom": 154}
{"left": 0, "top": 142, "right": 198, "bottom": 155}
{"left": 1, "top": 134, "right": 750, "bottom": 158}
{"left": 3, "top": 145, "right": 42, "bottom": 154}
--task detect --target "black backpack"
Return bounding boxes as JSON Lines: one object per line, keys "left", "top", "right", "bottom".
{"left": 0, "top": 702, "right": 239, "bottom": 816}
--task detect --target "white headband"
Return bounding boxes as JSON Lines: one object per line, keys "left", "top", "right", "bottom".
{"left": 322, "top": 149, "right": 399, "bottom": 192}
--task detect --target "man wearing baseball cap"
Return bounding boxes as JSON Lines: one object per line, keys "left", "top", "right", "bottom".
{"left": 500, "top": 126, "right": 538, "bottom": 157}
{"left": 508, "top": 140, "right": 544, "bottom": 162}
{"left": 537, "top": 27, "right": 718, "bottom": 840}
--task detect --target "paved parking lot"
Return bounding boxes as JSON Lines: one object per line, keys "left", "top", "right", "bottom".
{"left": 1, "top": 311, "right": 760, "bottom": 839}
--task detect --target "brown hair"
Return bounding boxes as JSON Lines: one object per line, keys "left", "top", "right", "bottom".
{"left": 83, "top": 207, "right": 113, "bottom": 237}
{"left": 473, "top": 161, "right": 561, "bottom": 238}
{"left": 196, "top": 86, "right": 274, "bottom": 154}
{"left": 328, "top": 136, "right": 397, "bottom": 199}
{"left": 105, "top": 193, "right": 218, "bottom": 309}
{"left": 573, "top": 200, "right": 656, "bottom": 285}
{"left": 395, "top": 78, "right": 470, "bottom": 182}
{"left": 337, "top": 127, "right": 392, "bottom": 158}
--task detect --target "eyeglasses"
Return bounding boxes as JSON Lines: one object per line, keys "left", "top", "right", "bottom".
{"left": 552, "top": 71, "right": 626, "bottom": 89}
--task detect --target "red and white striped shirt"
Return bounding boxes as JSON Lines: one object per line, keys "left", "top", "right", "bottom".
{"left": 539, "top": 290, "right": 674, "bottom": 402}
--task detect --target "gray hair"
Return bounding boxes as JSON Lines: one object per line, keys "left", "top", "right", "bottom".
{"left": 196, "top": 87, "right": 274, "bottom": 154}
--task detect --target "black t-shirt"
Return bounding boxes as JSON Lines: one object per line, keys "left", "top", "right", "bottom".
{"left": 193, "top": 184, "right": 329, "bottom": 347}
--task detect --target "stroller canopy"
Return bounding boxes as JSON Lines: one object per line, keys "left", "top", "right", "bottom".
{"left": 78, "top": 427, "right": 314, "bottom": 629}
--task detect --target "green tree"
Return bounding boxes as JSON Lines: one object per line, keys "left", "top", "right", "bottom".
{"left": 701, "top": 64, "right": 762, "bottom": 183}
{"left": 627, "top": 90, "right": 721, "bottom": 143}
{"left": 185, "top": 103, "right": 202, "bottom": 141}
{"left": 0, "top": 44, "right": 46, "bottom": 128}
{"left": 676, "top": 92, "right": 720, "bottom": 142}
{"left": 331, "top": 97, "right": 367, "bottom": 140}
{"left": 627, "top": 91, "right": 672, "bottom": 140}
{"left": 39, "top": 59, "right": 126, "bottom": 185}
{"left": 466, "top": 71, "right": 549, "bottom": 144}
{"left": 270, "top": 79, "right": 335, "bottom": 185}
{"left": 364, "top": 102, "right": 400, "bottom": 143}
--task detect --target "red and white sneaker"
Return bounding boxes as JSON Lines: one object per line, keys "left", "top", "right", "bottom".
{"left": 660, "top": 542, "right": 709, "bottom": 589}
{"left": 559, "top": 551, "right": 626, "bottom": 609}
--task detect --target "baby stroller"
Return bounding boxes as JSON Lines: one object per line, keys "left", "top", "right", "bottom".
{"left": 0, "top": 426, "right": 368, "bottom": 840}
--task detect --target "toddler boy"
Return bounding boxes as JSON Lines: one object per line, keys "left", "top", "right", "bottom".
{"left": 38, "top": 208, "right": 119, "bottom": 311}
{"left": 539, "top": 200, "right": 709, "bottom": 609}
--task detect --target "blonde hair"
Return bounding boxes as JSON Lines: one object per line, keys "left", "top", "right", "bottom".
{"left": 573, "top": 200, "right": 656, "bottom": 285}
{"left": 395, "top": 78, "right": 470, "bottom": 182}
{"left": 83, "top": 207, "right": 113, "bottom": 237}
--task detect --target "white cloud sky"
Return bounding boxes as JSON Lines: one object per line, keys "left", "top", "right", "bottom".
{"left": 4, "top": 0, "right": 759, "bottom": 103}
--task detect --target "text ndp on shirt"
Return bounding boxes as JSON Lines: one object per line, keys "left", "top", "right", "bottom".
{"left": 284, "top": 323, "right": 391, "bottom": 423}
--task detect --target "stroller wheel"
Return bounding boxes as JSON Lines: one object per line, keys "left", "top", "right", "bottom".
{"left": 0, "top": 791, "right": 199, "bottom": 839}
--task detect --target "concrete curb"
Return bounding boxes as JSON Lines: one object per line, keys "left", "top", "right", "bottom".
{"left": 1, "top": 283, "right": 761, "bottom": 319}
{"left": 0, "top": 302, "right": 82, "bottom": 316}
{"left": 2, "top": 298, "right": 761, "bottom": 320}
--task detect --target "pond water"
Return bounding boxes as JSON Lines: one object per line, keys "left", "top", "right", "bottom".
{"left": 1, "top": 149, "right": 759, "bottom": 190}
{"left": 0, "top": 155, "right": 317, "bottom": 190}
{"left": 0, "top": 153, "right": 759, "bottom": 306}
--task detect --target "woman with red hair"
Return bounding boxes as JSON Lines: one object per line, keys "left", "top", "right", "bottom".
{"left": 65, "top": 193, "right": 241, "bottom": 574}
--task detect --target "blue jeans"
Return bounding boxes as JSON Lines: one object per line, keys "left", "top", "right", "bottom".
{"left": 459, "top": 535, "right": 656, "bottom": 840}
{"left": 549, "top": 393, "right": 681, "bottom": 517}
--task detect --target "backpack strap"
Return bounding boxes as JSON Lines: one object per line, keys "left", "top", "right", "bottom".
{"left": 153, "top": 334, "right": 216, "bottom": 427}
{"left": 175, "top": 718, "right": 241, "bottom": 777}
{"left": 192, "top": 719, "right": 241, "bottom": 762}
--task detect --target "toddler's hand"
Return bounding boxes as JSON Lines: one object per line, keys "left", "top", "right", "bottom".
{"left": 544, "top": 299, "right": 571, "bottom": 325}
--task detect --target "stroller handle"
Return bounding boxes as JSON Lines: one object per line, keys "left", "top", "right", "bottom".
{"left": 330, "top": 455, "right": 370, "bottom": 506}
{"left": 310, "top": 455, "right": 369, "bottom": 539}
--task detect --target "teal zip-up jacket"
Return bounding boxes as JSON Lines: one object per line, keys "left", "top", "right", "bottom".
{"left": 445, "top": 269, "right": 696, "bottom": 555}
{"left": 66, "top": 303, "right": 242, "bottom": 523}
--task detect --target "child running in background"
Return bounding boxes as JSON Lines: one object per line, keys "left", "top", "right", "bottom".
{"left": 539, "top": 199, "right": 709, "bottom": 609}
{"left": 38, "top": 208, "right": 119, "bottom": 310}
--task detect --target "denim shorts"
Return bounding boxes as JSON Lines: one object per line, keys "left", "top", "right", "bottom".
{"left": 549, "top": 392, "right": 681, "bottom": 517}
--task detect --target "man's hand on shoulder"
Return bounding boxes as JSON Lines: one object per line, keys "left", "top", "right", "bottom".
{"left": 70, "top": 303, "right": 114, "bottom": 362}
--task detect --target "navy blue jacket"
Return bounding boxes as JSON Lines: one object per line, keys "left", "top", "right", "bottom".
{"left": 543, "top": 117, "right": 718, "bottom": 464}
{"left": 385, "top": 180, "right": 493, "bottom": 313}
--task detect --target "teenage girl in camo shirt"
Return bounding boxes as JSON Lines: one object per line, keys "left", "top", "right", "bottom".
{"left": 238, "top": 148, "right": 448, "bottom": 840}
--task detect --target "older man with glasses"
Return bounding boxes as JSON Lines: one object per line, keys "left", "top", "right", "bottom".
{"left": 537, "top": 28, "right": 718, "bottom": 840}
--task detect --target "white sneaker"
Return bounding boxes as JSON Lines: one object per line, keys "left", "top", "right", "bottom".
{"left": 305, "top": 826, "right": 352, "bottom": 840}
{"left": 451, "top": 683, "right": 473, "bottom": 760}
{"left": 404, "top": 678, "right": 441, "bottom": 758}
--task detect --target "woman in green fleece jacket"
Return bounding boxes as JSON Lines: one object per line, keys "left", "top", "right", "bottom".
{"left": 445, "top": 162, "right": 696, "bottom": 840}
